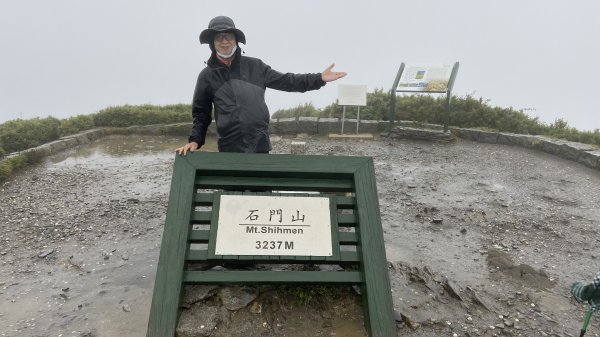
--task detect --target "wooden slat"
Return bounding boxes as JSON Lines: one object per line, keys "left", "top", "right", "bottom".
{"left": 339, "top": 251, "right": 359, "bottom": 262}
{"left": 189, "top": 230, "right": 210, "bottom": 241}
{"left": 184, "top": 271, "right": 362, "bottom": 283}
{"left": 195, "top": 176, "right": 353, "bottom": 192}
{"left": 185, "top": 249, "right": 360, "bottom": 263}
{"left": 335, "top": 196, "right": 356, "bottom": 208}
{"left": 337, "top": 213, "right": 357, "bottom": 226}
{"left": 187, "top": 249, "right": 208, "bottom": 261}
{"left": 194, "top": 193, "right": 214, "bottom": 205}
{"left": 185, "top": 152, "right": 368, "bottom": 175}
{"left": 338, "top": 232, "right": 358, "bottom": 244}
{"left": 191, "top": 211, "right": 211, "bottom": 223}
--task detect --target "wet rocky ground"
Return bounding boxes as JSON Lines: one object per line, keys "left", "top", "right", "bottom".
{"left": 1, "top": 134, "right": 599, "bottom": 337}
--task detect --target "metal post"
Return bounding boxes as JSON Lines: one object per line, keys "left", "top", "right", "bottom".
{"left": 444, "top": 94, "right": 451, "bottom": 133}
{"left": 444, "top": 62, "right": 460, "bottom": 133}
{"left": 356, "top": 106, "right": 360, "bottom": 134}
{"left": 389, "top": 63, "right": 405, "bottom": 126}
{"left": 341, "top": 106, "right": 346, "bottom": 134}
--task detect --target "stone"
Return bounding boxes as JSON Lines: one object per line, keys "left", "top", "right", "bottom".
{"left": 358, "top": 120, "right": 379, "bottom": 133}
{"left": 465, "top": 286, "right": 493, "bottom": 311}
{"left": 39, "top": 248, "right": 54, "bottom": 258}
{"left": 297, "top": 117, "right": 318, "bottom": 134}
{"left": 57, "top": 137, "right": 79, "bottom": 148}
{"left": 540, "top": 139, "right": 566, "bottom": 156}
{"left": 176, "top": 304, "right": 219, "bottom": 337}
{"left": 443, "top": 279, "right": 464, "bottom": 301}
{"left": 249, "top": 301, "right": 262, "bottom": 314}
{"left": 578, "top": 150, "right": 600, "bottom": 169}
{"left": 378, "top": 120, "right": 393, "bottom": 132}
{"left": 290, "top": 141, "right": 306, "bottom": 155}
{"left": 28, "top": 145, "right": 52, "bottom": 158}
{"left": 387, "top": 126, "right": 455, "bottom": 143}
{"left": 182, "top": 285, "right": 218, "bottom": 306}
{"left": 450, "top": 127, "right": 480, "bottom": 141}
{"left": 317, "top": 118, "right": 340, "bottom": 135}
{"left": 46, "top": 140, "right": 69, "bottom": 154}
{"left": 400, "top": 312, "right": 420, "bottom": 330}
{"left": 219, "top": 286, "right": 259, "bottom": 311}
{"left": 73, "top": 133, "right": 91, "bottom": 145}
{"left": 340, "top": 118, "right": 359, "bottom": 134}
{"left": 277, "top": 117, "right": 297, "bottom": 135}
{"left": 477, "top": 131, "right": 499, "bottom": 144}
{"left": 497, "top": 133, "right": 529, "bottom": 147}
{"left": 560, "top": 141, "right": 596, "bottom": 161}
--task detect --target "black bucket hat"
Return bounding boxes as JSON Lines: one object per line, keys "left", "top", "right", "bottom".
{"left": 199, "top": 16, "right": 246, "bottom": 44}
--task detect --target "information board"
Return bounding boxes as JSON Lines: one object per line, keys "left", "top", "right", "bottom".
{"left": 214, "top": 195, "right": 333, "bottom": 256}
{"left": 396, "top": 63, "right": 454, "bottom": 93}
{"left": 338, "top": 84, "right": 367, "bottom": 106}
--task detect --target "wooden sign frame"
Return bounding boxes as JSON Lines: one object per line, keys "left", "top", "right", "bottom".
{"left": 147, "top": 152, "right": 395, "bottom": 337}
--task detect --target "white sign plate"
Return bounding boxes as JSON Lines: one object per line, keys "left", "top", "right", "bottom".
{"left": 397, "top": 63, "right": 453, "bottom": 93}
{"left": 338, "top": 84, "right": 367, "bottom": 106}
{"left": 214, "top": 195, "right": 332, "bottom": 256}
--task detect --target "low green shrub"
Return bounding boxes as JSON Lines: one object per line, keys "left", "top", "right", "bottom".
{"left": 0, "top": 117, "right": 61, "bottom": 154}
{"left": 59, "top": 115, "right": 95, "bottom": 137}
{"left": 93, "top": 104, "right": 190, "bottom": 127}
{"left": 274, "top": 91, "right": 600, "bottom": 147}
{"left": 272, "top": 103, "right": 320, "bottom": 119}
{"left": 0, "top": 155, "right": 28, "bottom": 183}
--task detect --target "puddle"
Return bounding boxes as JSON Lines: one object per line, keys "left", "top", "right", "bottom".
{"left": 47, "top": 134, "right": 218, "bottom": 169}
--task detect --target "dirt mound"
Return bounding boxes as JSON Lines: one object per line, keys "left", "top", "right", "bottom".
{"left": 488, "top": 248, "right": 554, "bottom": 290}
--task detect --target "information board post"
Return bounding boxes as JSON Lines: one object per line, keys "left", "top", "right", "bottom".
{"left": 388, "top": 63, "right": 405, "bottom": 126}
{"left": 443, "top": 63, "right": 460, "bottom": 132}
{"left": 389, "top": 62, "right": 459, "bottom": 133}
{"left": 338, "top": 85, "right": 367, "bottom": 134}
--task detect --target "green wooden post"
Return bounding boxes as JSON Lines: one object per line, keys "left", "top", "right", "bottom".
{"left": 147, "top": 157, "right": 197, "bottom": 337}
{"left": 353, "top": 158, "right": 396, "bottom": 337}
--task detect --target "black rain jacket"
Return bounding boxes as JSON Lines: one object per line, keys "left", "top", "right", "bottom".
{"left": 189, "top": 48, "right": 326, "bottom": 153}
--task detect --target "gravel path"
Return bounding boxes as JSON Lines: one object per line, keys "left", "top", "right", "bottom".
{"left": 1, "top": 134, "right": 599, "bottom": 337}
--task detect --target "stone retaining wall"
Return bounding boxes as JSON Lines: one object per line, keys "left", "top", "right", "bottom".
{"left": 6, "top": 118, "right": 600, "bottom": 171}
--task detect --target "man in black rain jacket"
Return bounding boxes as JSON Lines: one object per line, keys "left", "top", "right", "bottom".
{"left": 176, "top": 16, "right": 346, "bottom": 155}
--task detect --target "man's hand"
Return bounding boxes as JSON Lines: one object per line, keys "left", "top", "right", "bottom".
{"left": 321, "top": 63, "right": 347, "bottom": 82}
{"left": 175, "top": 142, "right": 199, "bottom": 156}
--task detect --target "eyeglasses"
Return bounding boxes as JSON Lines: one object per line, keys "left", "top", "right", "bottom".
{"left": 214, "top": 33, "right": 235, "bottom": 42}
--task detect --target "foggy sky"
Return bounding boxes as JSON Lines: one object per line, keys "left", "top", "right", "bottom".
{"left": 1, "top": 0, "right": 599, "bottom": 131}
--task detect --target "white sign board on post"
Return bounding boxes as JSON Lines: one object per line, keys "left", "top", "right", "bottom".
{"left": 214, "top": 195, "right": 333, "bottom": 256}
{"left": 337, "top": 85, "right": 367, "bottom": 134}
{"left": 338, "top": 85, "right": 367, "bottom": 106}
{"left": 397, "top": 63, "right": 454, "bottom": 93}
